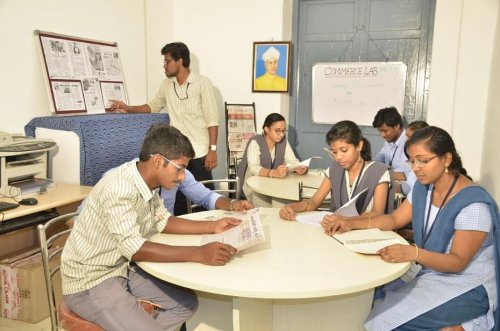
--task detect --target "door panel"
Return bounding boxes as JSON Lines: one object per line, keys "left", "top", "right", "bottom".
{"left": 290, "top": 0, "right": 434, "bottom": 169}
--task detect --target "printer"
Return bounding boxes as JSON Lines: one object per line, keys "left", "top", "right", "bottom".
{"left": 0, "top": 132, "right": 57, "bottom": 197}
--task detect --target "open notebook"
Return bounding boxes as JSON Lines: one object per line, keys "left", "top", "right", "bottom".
{"left": 332, "top": 228, "right": 403, "bottom": 254}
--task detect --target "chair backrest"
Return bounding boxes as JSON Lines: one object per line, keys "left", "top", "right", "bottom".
{"left": 37, "top": 212, "right": 79, "bottom": 331}
{"left": 186, "top": 177, "right": 240, "bottom": 214}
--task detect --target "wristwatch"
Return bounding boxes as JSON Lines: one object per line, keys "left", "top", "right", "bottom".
{"left": 209, "top": 144, "right": 217, "bottom": 151}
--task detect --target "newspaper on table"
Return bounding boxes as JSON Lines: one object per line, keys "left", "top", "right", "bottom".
{"left": 200, "top": 208, "right": 266, "bottom": 251}
{"left": 296, "top": 188, "right": 368, "bottom": 227}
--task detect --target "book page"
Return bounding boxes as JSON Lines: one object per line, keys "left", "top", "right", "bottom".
{"left": 332, "top": 228, "right": 403, "bottom": 254}
{"left": 200, "top": 208, "right": 265, "bottom": 251}
{"left": 295, "top": 188, "right": 368, "bottom": 226}
{"left": 334, "top": 187, "right": 368, "bottom": 217}
{"left": 287, "top": 156, "right": 322, "bottom": 170}
{"left": 295, "top": 211, "right": 330, "bottom": 227}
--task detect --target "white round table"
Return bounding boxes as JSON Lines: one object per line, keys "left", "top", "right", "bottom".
{"left": 138, "top": 208, "right": 409, "bottom": 331}
{"left": 246, "top": 172, "right": 326, "bottom": 207}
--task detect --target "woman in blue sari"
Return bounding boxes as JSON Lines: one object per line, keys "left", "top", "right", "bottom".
{"left": 324, "top": 126, "right": 500, "bottom": 331}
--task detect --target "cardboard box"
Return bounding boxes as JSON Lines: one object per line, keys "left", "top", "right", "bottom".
{"left": 0, "top": 249, "right": 61, "bottom": 323}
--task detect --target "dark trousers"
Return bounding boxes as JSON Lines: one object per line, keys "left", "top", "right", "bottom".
{"left": 173, "top": 156, "right": 215, "bottom": 216}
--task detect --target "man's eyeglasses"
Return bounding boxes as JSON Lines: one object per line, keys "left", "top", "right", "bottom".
{"left": 273, "top": 129, "right": 287, "bottom": 135}
{"left": 405, "top": 155, "right": 439, "bottom": 168}
{"left": 150, "top": 154, "right": 184, "bottom": 172}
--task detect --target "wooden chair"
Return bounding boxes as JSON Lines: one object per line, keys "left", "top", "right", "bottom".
{"left": 37, "top": 212, "right": 157, "bottom": 331}
{"left": 186, "top": 177, "right": 240, "bottom": 214}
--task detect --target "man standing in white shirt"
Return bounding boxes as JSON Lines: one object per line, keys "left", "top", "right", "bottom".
{"left": 372, "top": 106, "right": 414, "bottom": 195}
{"left": 110, "top": 42, "right": 219, "bottom": 215}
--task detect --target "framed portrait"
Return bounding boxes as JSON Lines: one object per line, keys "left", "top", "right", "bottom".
{"left": 252, "top": 41, "right": 291, "bottom": 93}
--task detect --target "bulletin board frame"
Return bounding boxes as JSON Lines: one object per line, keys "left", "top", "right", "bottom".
{"left": 35, "top": 30, "right": 128, "bottom": 115}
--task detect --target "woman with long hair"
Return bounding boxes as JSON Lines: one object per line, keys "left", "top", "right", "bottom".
{"left": 325, "top": 126, "right": 500, "bottom": 331}
{"left": 280, "top": 120, "right": 394, "bottom": 223}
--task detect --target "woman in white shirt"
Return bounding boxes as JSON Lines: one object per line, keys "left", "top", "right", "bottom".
{"left": 238, "top": 113, "right": 307, "bottom": 207}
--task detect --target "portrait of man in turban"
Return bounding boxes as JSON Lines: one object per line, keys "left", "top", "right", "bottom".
{"left": 253, "top": 42, "right": 290, "bottom": 92}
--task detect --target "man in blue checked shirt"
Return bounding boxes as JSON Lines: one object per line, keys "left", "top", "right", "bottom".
{"left": 160, "top": 169, "right": 253, "bottom": 215}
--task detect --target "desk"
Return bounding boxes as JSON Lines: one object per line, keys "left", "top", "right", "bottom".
{"left": 138, "top": 208, "right": 409, "bottom": 331}
{"left": 0, "top": 183, "right": 92, "bottom": 257}
{"left": 246, "top": 172, "right": 325, "bottom": 207}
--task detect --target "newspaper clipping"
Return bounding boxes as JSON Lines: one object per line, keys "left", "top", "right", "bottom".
{"left": 227, "top": 105, "right": 256, "bottom": 162}
{"left": 38, "top": 32, "right": 127, "bottom": 114}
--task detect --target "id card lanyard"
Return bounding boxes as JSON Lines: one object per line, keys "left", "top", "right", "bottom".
{"left": 422, "top": 175, "right": 458, "bottom": 246}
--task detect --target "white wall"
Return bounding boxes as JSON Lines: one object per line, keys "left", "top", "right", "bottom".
{"left": 481, "top": 3, "right": 500, "bottom": 201}
{"left": 2, "top": 0, "right": 500, "bottom": 199}
{"left": 428, "top": 0, "right": 499, "bottom": 182}
{"left": 146, "top": 0, "right": 288, "bottom": 178}
{"left": 0, "top": 0, "right": 147, "bottom": 133}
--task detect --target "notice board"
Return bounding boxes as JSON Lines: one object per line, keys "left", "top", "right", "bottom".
{"left": 36, "top": 30, "right": 128, "bottom": 115}
{"left": 312, "top": 62, "right": 406, "bottom": 126}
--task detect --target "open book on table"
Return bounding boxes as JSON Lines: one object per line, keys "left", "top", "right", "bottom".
{"left": 295, "top": 188, "right": 369, "bottom": 227}
{"left": 332, "top": 228, "right": 403, "bottom": 254}
{"left": 200, "top": 208, "right": 266, "bottom": 251}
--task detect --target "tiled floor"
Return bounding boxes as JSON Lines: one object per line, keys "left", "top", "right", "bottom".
{"left": 0, "top": 317, "right": 51, "bottom": 331}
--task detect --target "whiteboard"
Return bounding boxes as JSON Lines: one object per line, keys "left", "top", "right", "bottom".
{"left": 312, "top": 62, "right": 406, "bottom": 126}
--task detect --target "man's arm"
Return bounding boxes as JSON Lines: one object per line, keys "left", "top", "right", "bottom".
{"left": 214, "top": 198, "right": 253, "bottom": 211}
{"left": 178, "top": 170, "right": 220, "bottom": 211}
{"left": 132, "top": 240, "right": 236, "bottom": 265}
{"left": 109, "top": 100, "right": 151, "bottom": 113}
{"left": 205, "top": 126, "right": 218, "bottom": 170}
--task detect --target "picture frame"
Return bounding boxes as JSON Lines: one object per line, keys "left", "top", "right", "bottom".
{"left": 252, "top": 41, "right": 291, "bottom": 93}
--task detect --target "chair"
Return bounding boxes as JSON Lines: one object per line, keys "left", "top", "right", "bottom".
{"left": 37, "top": 212, "right": 157, "bottom": 331}
{"left": 186, "top": 177, "right": 240, "bottom": 214}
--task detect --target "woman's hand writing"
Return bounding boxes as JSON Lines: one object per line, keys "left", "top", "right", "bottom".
{"left": 279, "top": 205, "right": 296, "bottom": 221}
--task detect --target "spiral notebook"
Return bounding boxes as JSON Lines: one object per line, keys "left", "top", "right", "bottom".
{"left": 332, "top": 228, "right": 402, "bottom": 254}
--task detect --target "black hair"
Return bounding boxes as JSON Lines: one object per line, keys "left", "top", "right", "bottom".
{"left": 372, "top": 106, "right": 403, "bottom": 129}
{"left": 405, "top": 126, "right": 469, "bottom": 178}
{"left": 262, "top": 113, "right": 286, "bottom": 134}
{"left": 325, "top": 120, "right": 371, "bottom": 161}
{"left": 161, "top": 42, "right": 190, "bottom": 68}
{"left": 139, "top": 123, "right": 195, "bottom": 161}
{"left": 407, "top": 120, "right": 429, "bottom": 132}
